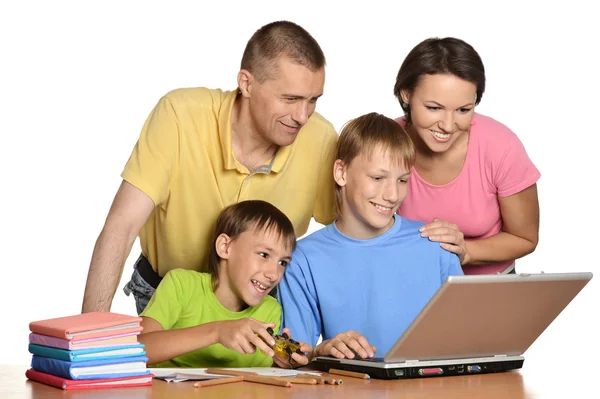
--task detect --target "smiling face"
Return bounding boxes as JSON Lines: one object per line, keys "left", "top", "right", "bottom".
{"left": 214, "top": 225, "right": 292, "bottom": 311}
{"left": 334, "top": 145, "right": 411, "bottom": 240}
{"left": 240, "top": 56, "right": 325, "bottom": 147}
{"left": 402, "top": 74, "right": 477, "bottom": 154}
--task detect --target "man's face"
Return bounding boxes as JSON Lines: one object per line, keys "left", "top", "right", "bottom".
{"left": 246, "top": 57, "right": 325, "bottom": 147}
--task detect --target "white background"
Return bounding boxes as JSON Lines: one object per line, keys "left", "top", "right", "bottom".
{"left": 1, "top": 0, "right": 598, "bottom": 378}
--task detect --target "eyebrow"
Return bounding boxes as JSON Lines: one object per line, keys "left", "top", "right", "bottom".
{"left": 281, "top": 93, "right": 323, "bottom": 100}
{"left": 425, "top": 100, "right": 474, "bottom": 108}
{"left": 260, "top": 246, "right": 292, "bottom": 260}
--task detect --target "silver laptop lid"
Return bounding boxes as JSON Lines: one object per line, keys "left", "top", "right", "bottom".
{"left": 385, "top": 272, "right": 592, "bottom": 363}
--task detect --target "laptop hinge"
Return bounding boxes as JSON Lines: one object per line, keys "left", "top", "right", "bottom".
{"left": 494, "top": 354, "right": 508, "bottom": 358}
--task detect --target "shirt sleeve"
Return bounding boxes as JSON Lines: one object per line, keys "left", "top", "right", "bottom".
{"left": 121, "top": 94, "right": 180, "bottom": 206}
{"left": 277, "top": 248, "right": 322, "bottom": 348}
{"left": 140, "top": 269, "right": 185, "bottom": 330}
{"left": 440, "top": 249, "right": 464, "bottom": 283}
{"left": 493, "top": 129, "right": 541, "bottom": 198}
{"left": 312, "top": 127, "right": 338, "bottom": 225}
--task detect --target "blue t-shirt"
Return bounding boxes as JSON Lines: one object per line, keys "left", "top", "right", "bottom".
{"left": 278, "top": 215, "right": 463, "bottom": 355}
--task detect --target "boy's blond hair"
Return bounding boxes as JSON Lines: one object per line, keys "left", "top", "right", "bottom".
{"left": 207, "top": 200, "right": 296, "bottom": 290}
{"left": 335, "top": 112, "right": 416, "bottom": 214}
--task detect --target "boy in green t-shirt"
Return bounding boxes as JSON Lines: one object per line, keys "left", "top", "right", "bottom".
{"left": 139, "top": 200, "right": 310, "bottom": 368}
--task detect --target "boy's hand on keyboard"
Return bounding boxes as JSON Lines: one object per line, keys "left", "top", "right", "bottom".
{"left": 314, "top": 330, "right": 376, "bottom": 359}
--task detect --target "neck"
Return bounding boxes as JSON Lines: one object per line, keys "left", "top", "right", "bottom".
{"left": 213, "top": 273, "right": 246, "bottom": 313}
{"left": 231, "top": 94, "right": 278, "bottom": 171}
{"left": 335, "top": 214, "right": 395, "bottom": 240}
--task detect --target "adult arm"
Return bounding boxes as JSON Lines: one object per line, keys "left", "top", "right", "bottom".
{"left": 421, "top": 184, "right": 539, "bottom": 265}
{"left": 81, "top": 180, "right": 154, "bottom": 312}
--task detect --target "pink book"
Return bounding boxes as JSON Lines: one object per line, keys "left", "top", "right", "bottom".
{"left": 29, "top": 312, "right": 142, "bottom": 341}
{"left": 29, "top": 332, "right": 140, "bottom": 350}
{"left": 26, "top": 369, "right": 153, "bottom": 390}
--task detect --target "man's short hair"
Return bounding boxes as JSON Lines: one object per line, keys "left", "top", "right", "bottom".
{"left": 241, "top": 21, "right": 326, "bottom": 82}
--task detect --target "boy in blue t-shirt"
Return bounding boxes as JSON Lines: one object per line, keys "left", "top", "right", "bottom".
{"left": 278, "top": 113, "right": 463, "bottom": 359}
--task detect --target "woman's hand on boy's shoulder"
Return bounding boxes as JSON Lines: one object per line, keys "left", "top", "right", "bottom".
{"left": 314, "top": 330, "right": 376, "bottom": 359}
{"left": 271, "top": 328, "right": 312, "bottom": 369}
{"left": 215, "top": 318, "right": 276, "bottom": 357}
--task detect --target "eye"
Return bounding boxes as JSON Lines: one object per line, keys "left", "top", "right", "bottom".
{"left": 283, "top": 97, "right": 299, "bottom": 103}
{"left": 371, "top": 176, "right": 382, "bottom": 181}
{"left": 278, "top": 260, "right": 289, "bottom": 267}
{"left": 309, "top": 98, "right": 319, "bottom": 104}
{"left": 258, "top": 252, "right": 269, "bottom": 259}
{"left": 458, "top": 107, "right": 472, "bottom": 114}
{"left": 398, "top": 177, "right": 409, "bottom": 183}
{"left": 426, "top": 106, "right": 441, "bottom": 111}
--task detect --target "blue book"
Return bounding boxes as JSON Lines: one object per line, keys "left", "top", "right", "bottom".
{"left": 31, "top": 355, "right": 150, "bottom": 380}
{"left": 28, "top": 343, "right": 145, "bottom": 362}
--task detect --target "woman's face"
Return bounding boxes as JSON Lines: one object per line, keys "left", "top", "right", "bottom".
{"left": 402, "top": 74, "right": 477, "bottom": 154}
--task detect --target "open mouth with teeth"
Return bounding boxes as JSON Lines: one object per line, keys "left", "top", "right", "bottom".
{"left": 430, "top": 130, "right": 452, "bottom": 142}
{"left": 251, "top": 279, "right": 270, "bottom": 296}
{"left": 370, "top": 201, "right": 394, "bottom": 214}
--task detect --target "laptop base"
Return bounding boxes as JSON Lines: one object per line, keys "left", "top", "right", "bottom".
{"left": 311, "top": 357, "right": 524, "bottom": 380}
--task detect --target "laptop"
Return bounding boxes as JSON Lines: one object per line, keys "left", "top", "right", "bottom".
{"left": 311, "top": 272, "right": 593, "bottom": 379}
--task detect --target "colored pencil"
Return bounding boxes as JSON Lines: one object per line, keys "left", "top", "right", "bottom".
{"left": 270, "top": 376, "right": 318, "bottom": 385}
{"left": 193, "top": 376, "right": 244, "bottom": 388}
{"left": 329, "top": 368, "right": 370, "bottom": 379}
{"left": 243, "top": 375, "right": 292, "bottom": 387}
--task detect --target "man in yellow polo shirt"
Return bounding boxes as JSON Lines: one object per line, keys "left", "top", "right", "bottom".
{"left": 81, "top": 21, "right": 337, "bottom": 314}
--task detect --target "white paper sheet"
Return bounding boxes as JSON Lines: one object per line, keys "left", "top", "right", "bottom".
{"left": 151, "top": 367, "right": 322, "bottom": 382}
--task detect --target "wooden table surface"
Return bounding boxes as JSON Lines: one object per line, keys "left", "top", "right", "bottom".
{"left": 0, "top": 363, "right": 596, "bottom": 399}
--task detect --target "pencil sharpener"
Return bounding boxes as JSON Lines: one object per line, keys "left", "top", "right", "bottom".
{"left": 266, "top": 327, "right": 304, "bottom": 364}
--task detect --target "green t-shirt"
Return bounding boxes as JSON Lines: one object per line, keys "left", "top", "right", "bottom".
{"left": 141, "top": 269, "right": 281, "bottom": 368}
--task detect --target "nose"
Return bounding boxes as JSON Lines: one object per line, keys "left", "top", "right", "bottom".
{"left": 291, "top": 101, "right": 310, "bottom": 126}
{"left": 382, "top": 180, "right": 399, "bottom": 204}
{"left": 438, "top": 111, "right": 456, "bottom": 133}
{"left": 263, "top": 261, "right": 279, "bottom": 282}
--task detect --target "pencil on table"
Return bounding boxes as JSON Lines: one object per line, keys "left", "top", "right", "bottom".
{"left": 205, "top": 368, "right": 259, "bottom": 377}
{"left": 193, "top": 376, "right": 244, "bottom": 388}
{"left": 323, "top": 377, "right": 343, "bottom": 385}
{"left": 270, "top": 376, "right": 318, "bottom": 385}
{"left": 329, "top": 368, "right": 370, "bottom": 379}
{"left": 243, "top": 375, "right": 292, "bottom": 387}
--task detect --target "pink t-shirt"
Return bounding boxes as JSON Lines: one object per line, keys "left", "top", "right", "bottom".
{"left": 396, "top": 113, "right": 541, "bottom": 275}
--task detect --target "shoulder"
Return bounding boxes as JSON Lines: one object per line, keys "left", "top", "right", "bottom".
{"left": 162, "top": 269, "right": 207, "bottom": 290}
{"left": 299, "top": 112, "right": 338, "bottom": 142}
{"left": 160, "top": 87, "right": 231, "bottom": 110}
{"left": 295, "top": 227, "right": 330, "bottom": 252}
{"left": 471, "top": 113, "right": 521, "bottom": 144}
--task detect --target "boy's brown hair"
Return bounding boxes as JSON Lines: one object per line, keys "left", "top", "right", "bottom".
{"left": 207, "top": 200, "right": 296, "bottom": 289}
{"left": 334, "top": 112, "right": 416, "bottom": 214}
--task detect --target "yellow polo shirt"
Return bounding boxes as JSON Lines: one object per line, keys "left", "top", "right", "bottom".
{"left": 121, "top": 87, "right": 337, "bottom": 276}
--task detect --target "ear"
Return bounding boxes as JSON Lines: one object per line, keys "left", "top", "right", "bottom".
{"left": 333, "top": 159, "right": 347, "bottom": 187}
{"left": 215, "top": 233, "right": 232, "bottom": 259}
{"left": 400, "top": 89, "right": 411, "bottom": 106}
{"left": 237, "top": 69, "right": 253, "bottom": 98}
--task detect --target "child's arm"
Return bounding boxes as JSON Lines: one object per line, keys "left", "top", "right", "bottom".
{"left": 313, "top": 330, "right": 376, "bottom": 359}
{"left": 139, "top": 316, "right": 276, "bottom": 365}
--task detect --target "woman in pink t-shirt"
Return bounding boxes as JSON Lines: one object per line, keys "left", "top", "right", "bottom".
{"left": 394, "top": 37, "right": 540, "bottom": 275}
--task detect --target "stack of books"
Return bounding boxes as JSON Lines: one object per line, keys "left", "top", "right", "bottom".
{"left": 25, "top": 312, "right": 153, "bottom": 390}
